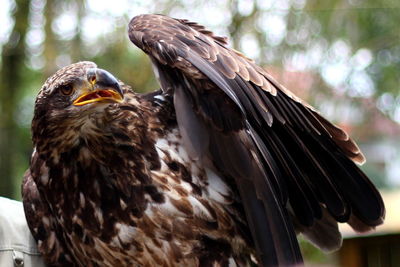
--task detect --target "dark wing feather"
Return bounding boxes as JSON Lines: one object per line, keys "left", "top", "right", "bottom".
{"left": 22, "top": 154, "right": 76, "bottom": 266}
{"left": 128, "top": 14, "right": 385, "bottom": 265}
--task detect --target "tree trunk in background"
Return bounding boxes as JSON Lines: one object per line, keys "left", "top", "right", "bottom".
{"left": 43, "top": 0, "right": 58, "bottom": 78}
{"left": 228, "top": 0, "right": 262, "bottom": 61}
{"left": 0, "top": 0, "right": 30, "bottom": 198}
{"left": 70, "top": 0, "right": 84, "bottom": 62}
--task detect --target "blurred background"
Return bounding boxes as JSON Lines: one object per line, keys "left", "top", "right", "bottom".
{"left": 0, "top": 0, "right": 399, "bottom": 265}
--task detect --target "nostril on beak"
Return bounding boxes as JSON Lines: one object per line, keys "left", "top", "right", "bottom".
{"left": 87, "top": 68, "right": 97, "bottom": 85}
{"left": 85, "top": 67, "right": 123, "bottom": 97}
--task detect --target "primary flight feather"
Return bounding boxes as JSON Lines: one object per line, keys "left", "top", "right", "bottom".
{"left": 22, "top": 14, "right": 385, "bottom": 266}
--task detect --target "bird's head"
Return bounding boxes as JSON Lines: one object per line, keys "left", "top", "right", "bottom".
{"left": 32, "top": 61, "right": 124, "bottom": 154}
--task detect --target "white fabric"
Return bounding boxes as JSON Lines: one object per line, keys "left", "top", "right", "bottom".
{"left": 0, "top": 197, "right": 46, "bottom": 267}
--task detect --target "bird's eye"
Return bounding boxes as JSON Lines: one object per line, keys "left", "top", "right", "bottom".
{"left": 59, "top": 84, "right": 74, "bottom": 96}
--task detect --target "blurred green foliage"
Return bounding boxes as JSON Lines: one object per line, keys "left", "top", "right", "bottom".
{"left": 299, "top": 237, "right": 338, "bottom": 266}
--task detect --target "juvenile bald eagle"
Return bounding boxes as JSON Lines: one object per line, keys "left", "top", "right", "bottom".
{"left": 22, "top": 14, "right": 385, "bottom": 266}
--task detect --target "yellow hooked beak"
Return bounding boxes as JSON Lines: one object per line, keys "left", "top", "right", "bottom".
{"left": 73, "top": 68, "right": 123, "bottom": 106}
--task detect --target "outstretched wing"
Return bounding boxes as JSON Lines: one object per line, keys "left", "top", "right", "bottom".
{"left": 128, "top": 14, "right": 385, "bottom": 266}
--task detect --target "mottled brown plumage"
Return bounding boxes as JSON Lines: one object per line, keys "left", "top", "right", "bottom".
{"left": 23, "top": 14, "right": 384, "bottom": 267}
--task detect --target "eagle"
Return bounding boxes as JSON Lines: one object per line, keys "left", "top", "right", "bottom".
{"left": 22, "top": 14, "right": 385, "bottom": 266}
